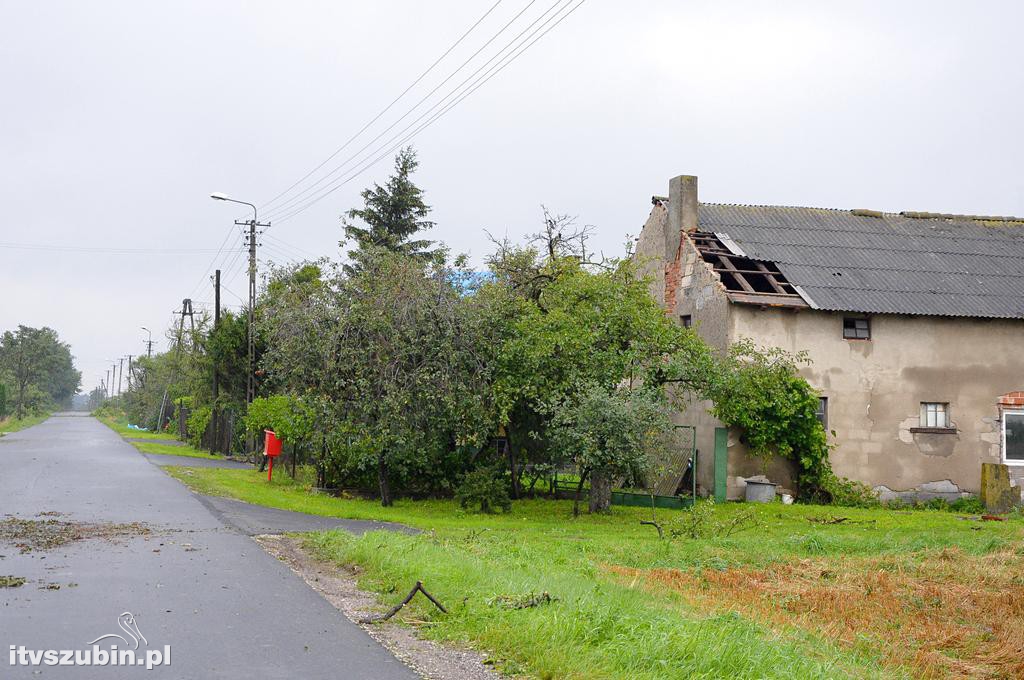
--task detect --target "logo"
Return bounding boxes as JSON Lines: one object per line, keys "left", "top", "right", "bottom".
{"left": 88, "top": 612, "right": 148, "bottom": 649}
{"left": 8, "top": 611, "right": 171, "bottom": 670}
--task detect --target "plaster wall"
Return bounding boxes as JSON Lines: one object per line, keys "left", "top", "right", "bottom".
{"left": 730, "top": 307, "right": 1024, "bottom": 497}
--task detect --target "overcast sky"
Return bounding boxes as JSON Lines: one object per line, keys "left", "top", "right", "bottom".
{"left": 2, "top": 0, "right": 1022, "bottom": 392}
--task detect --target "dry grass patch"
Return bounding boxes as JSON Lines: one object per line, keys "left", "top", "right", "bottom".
{"left": 607, "top": 545, "right": 1024, "bottom": 679}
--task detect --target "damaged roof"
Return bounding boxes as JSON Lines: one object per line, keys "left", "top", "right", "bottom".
{"left": 695, "top": 203, "right": 1024, "bottom": 319}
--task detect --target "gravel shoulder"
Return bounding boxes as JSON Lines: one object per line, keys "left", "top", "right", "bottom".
{"left": 256, "top": 534, "right": 502, "bottom": 680}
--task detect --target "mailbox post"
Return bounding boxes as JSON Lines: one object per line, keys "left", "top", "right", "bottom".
{"left": 264, "top": 430, "right": 282, "bottom": 481}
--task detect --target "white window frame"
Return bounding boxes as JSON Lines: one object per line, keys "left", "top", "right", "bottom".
{"left": 919, "top": 402, "right": 949, "bottom": 429}
{"left": 1003, "top": 409, "right": 1024, "bottom": 466}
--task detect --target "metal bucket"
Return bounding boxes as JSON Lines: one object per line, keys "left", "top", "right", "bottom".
{"left": 745, "top": 480, "right": 777, "bottom": 503}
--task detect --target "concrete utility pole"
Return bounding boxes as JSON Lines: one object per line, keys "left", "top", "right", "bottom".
{"left": 105, "top": 370, "right": 110, "bottom": 399}
{"left": 210, "top": 193, "right": 269, "bottom": 455}
{"left": 211, "top": 269, "right": 221, "bottom": 452}
{"left": 154, "top": 299, "right": 194, "bottom": 431}
{"left": 141, "top": 327, "right": 154, "bottom": 358}
{"left": 126, "top": 355, "right": 134, "bottom": 391}
{"left": 117, "top": 357, "right": 125, "bottom": 397}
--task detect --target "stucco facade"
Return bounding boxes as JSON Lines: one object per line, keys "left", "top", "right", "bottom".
{"left": 635, "top": 176, "right": 1024, "bottom": 500}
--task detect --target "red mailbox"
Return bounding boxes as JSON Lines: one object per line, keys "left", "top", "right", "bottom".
{"left": 264, "top": 430, "right": 283, "bottom": 481}
{"left": 264, "top": 430, "right": 283, "bottom": 457}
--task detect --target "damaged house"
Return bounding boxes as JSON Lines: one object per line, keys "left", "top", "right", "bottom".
{"left": 635, "top": 175, "right": 1024, "bottom": 502}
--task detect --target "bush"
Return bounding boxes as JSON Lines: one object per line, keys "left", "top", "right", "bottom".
{"left": 455, "top": 464, "right": 512, "bottom": 513}
{"left": 670, "top": 498, "right": 760, "bottom": 539}
{"left": 948, "top": 496, "right": 985, "bottom": 514}
{"left": 822, "top": 473, "right": 879, "bottom": 508}
{"left": 186, "top": 406, "right": 212, "bottom": 448}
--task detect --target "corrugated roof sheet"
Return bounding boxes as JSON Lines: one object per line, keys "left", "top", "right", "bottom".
{"left": 698, "top": 204, "right": 1024, "bottom": 319}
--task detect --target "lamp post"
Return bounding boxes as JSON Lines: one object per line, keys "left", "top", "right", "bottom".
{"left": 211, "top": 192, "right": 267, "bottom": 455}
{"left": 141, "top": 327, "right": 153, "bottom": 357}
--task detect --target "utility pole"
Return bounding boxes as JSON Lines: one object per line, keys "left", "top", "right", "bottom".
{"left": 117, "top": 357, "right": 125, "bottom": 397}
{"left": 214, "top": 269, "right": 221, "bottom": 327}
{"left": 154, "top": 299, "right": 194, "bottom": 431}
{"left": 105, "top": 370, "right": 110, "bottom": 399}
{"left": 126, "top": 355, "right": 134, "bottom": 391}
{"left": 235, "top": 217, "right": 268, "bottom": 410}
{"left": 211, "top": 269, "right": 221, "bottom": 452}
{"left": 210, "top": 192, "right": 268, "bottom": 455}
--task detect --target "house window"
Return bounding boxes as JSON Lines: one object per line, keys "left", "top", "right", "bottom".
{"left": 680, "top": 314, "right": 693, "bottom": 328}
{"left": 920, "top": 402, "right": 949, "bottom": 428}
{"left": 843, "top": 317, "right": 870, "bottom": 339}
{"left": 815, "top": 397, "right": 828, "bottom": 430}
{"left": 1004, "top": 411, "right": 1024, "bottom": 463}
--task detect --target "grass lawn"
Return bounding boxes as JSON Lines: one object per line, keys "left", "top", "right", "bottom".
{"left": 95, "top": 415, "right": 231, "bottom": 460}
{"left": 0, "top": 413, "right": 50, "bottom": 434}
{"left": 167, "top": 466, "right": 1024, "bottom": 679}
{"left": 95, "top": 414, "right": 172, "bottom": 440}
{"left": 132, "top": 441, "right": 225, "bottom": 460}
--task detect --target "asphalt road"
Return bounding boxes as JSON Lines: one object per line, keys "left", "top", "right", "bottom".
{"left": 0, "top": 414, "right": 419, "bottom": 679}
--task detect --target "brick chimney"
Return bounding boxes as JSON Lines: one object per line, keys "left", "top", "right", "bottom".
{"left": 663, "top": 175, "right": 698, "bottom": 309}
{"left": 664, "top": 175, "right": 698, "bottom": 260}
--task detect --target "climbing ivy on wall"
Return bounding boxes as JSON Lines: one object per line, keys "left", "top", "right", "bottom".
{"left": 705, "top": 341, "right": 835, "bottom": 499}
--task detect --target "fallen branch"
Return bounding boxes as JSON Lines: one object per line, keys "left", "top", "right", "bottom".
{"left": 360, "top": 580, "right": 447, "bottom": 624}
{"left": 640, "top": 520, "right": 664, "bottom": 539}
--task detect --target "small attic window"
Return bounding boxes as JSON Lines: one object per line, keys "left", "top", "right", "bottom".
{"left": 680, "top": 314, "right": 693, "bottom": 328}
{"left": 843, "top": 317, "right": 870, "bottom": 340}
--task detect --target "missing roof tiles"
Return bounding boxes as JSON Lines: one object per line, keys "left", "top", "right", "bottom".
{"left": 690, "top": 231, "right": 808, "bottom": 308}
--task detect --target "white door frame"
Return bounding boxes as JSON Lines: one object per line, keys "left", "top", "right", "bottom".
{"left": 1002, "top": 409, "right": 1024, "bottom": 465}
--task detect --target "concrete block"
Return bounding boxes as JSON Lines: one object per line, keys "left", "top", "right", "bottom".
{"left": 980, "top": 463, "right": 1021, "bottom": 513}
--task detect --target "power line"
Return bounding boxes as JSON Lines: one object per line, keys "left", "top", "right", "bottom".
{"left": 270, "top": 0, "right": 586, "bottom": 225}
{"left": 260, "top": 0, "right": 547, "bottom": 221}
{"left": 0, "top": 241, "right": 240, "bottom": 255}
{"left": 258, "top": 0, "right": 505, "bottom": 217}
{"left": 187, "top": 223, "right": 245, "bottom": 300}
{"left": 263, "top": 234, "right": 322, "bottom": 260}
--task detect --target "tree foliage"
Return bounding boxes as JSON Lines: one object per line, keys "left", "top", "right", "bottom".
{"left": 118, "top": 147, "right": 849, "bottom": 509}
{"left": 0, "top": 325, "right": 81, "bottom": 417}
{"left": 549, "top": 385, "right": 674, "bottom": 514}
{"left": 342, "top": 146, "right": 439, "bottom": 273}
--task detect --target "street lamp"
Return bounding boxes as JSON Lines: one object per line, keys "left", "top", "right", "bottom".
{"left": 141, "top": 327, "right": 153, "bottom": 357}
{"left": 210, "top": 192, "right": 257, "bottom": 222}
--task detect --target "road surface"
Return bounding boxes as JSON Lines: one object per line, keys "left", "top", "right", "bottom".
{"left": 0, "top": 414, "right": 419, "bottom": 679}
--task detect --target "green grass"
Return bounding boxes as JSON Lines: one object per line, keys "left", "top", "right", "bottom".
{"left": 94, "top": 414, "right": 231, "bottom": 460}
{"left": 133, "top": 441, "right": 225, "bottom": 460}
{"left": 165, "top": 467, "right": 1024, "bottom": 678}
{"left": 0, "top": 413, "right": 50, "bottom": 434}
{"left": 95, "top": 414, "right": 171, "bottom": 440}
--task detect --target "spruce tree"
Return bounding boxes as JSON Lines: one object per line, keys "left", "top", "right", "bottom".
{"left": 341, "top": 146, "right": 438, "bottom": 274}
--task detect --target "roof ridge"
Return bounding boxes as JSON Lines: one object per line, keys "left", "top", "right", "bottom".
{"left": 699, "top": 201, "right": 847, "bottom": 212}
{"left": 696, "top": 202, "right": 1024, "bottom": 223}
